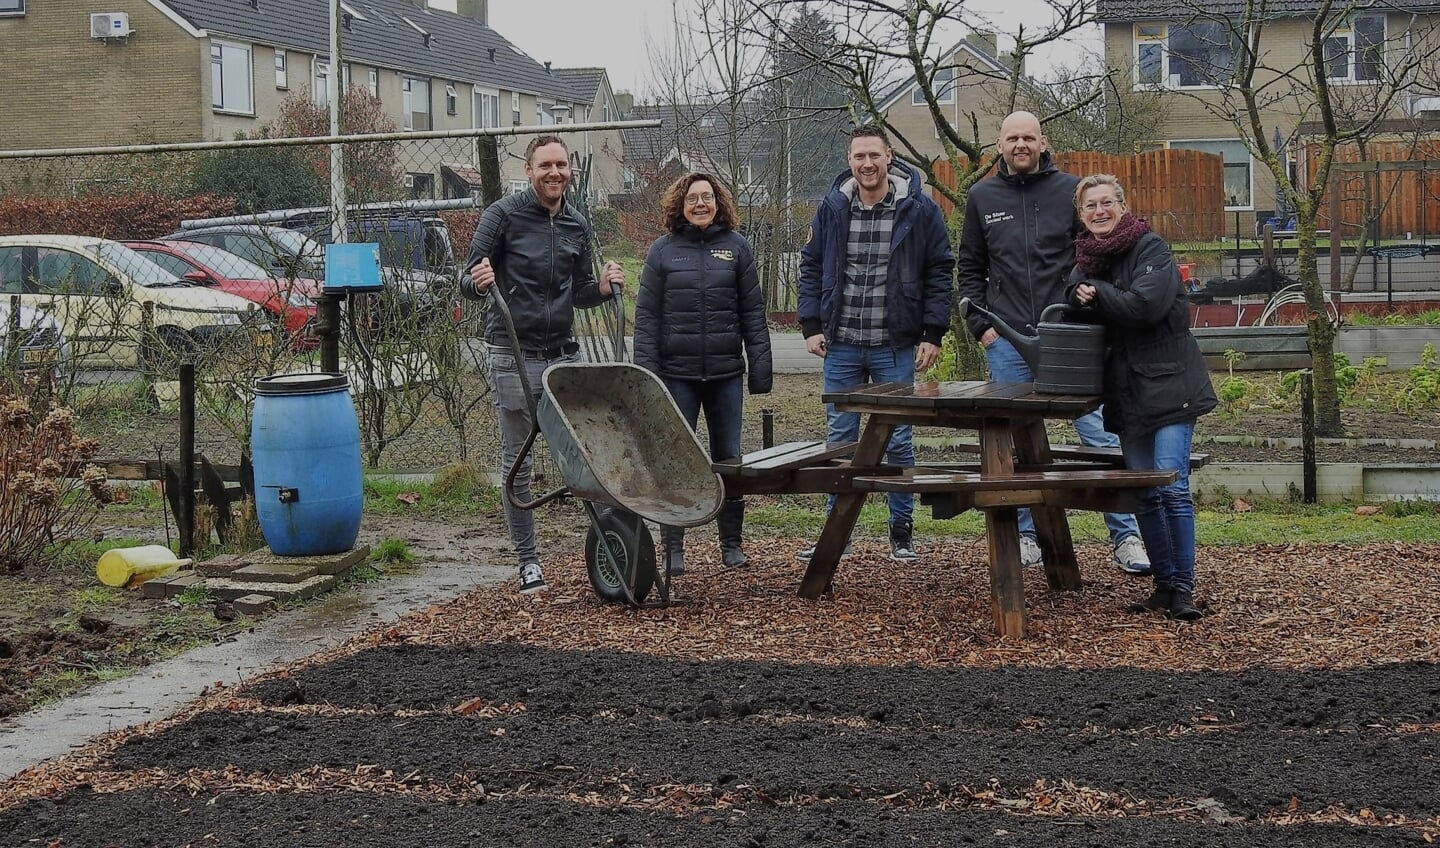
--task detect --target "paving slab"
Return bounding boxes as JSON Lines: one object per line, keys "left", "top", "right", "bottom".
{"left": 243, "top": 545, "right": 370, "bottom": 577}
{"left": 203, "top": 573, "right": 338, "bottom": 603}
{"left": 231, "top": 562, "right": 318, "bottom": 584}
{"left": 231, "top": 594, "right": 277, "bottom": 615}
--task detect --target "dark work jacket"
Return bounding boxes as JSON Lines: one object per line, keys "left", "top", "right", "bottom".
{"left": 461, "top": 188, "right": 606, "bottom": 350}
{"left": 957, "top": 153, "right": 1081, "bottom": 340}
{"left": 1066, "top": 231, "right": 1217, "bottom": 437}
{"left": 797, "top": 162, "right": 954, "bottom": 347}
{"left": 634, "top": 224, "right": 773, "bottom": 393}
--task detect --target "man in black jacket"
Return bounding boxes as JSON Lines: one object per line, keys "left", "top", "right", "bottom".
{"left": 957, "top": 111, "right": 1149, "bottom": 575}
{"left": 462, "top": 135, "right": 624, "bottom": 594}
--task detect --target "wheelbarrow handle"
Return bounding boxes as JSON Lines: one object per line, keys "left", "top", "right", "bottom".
{"left": 503, "top": 424, "right": 571, "bottom": 511}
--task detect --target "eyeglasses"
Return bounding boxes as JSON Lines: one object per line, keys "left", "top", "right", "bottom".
{"left": 1082, "top": 198, "right": 1122, "bottom": 213}
{"left": 684, "top": 193, "right": 716, "bottom": 206}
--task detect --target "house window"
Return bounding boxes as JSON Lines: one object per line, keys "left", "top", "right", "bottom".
{"left": 445, "top": 83, "right": 458, "bottom": 116}
{"left": 911, "top": 65, "right": 956, "bottom": 105}
{"left": 1169, "top": 139, "right": 1252, "bottom": 208}
{"left": 210, "top": 41, "right": 254, "bottom": 114}
{"left": 343, "top": 63, "right": 353, "bottom": 90}
{"left": 512, "top": 92, "right": 521, "bottom": 125}
{"left": 474, "top": 89, "right": 499, "bottom": 128}
{"left": 0, "top": 0, "right": 24, "bottom": 16}
{"left": 367, "top": 68, "right": 379, "bottom": 97}
{"left": 407, "top": 172, "right": 435, "bottom": 200}
{"left": 313, "top": 59, "right": 330, "bottom": 106}
{"left": 537, "top": 102, "right": 555, "bottom": 125}
{"left": 1325, "top": 15, "right": 1385, "bottom": 81}
{"left": 403, "top": 77, "right": 431, "bottom": 130}
{"left": 1133, "top": 21, "right": 1241, "bottom": 88}
{"left": 274, "top": 50, "right": 288, "bottom": 89}
{"left": 508, "top": 179, "right": 527, "bottom": 194}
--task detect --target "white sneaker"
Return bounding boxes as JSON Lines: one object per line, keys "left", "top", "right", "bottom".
{"left": 1019, "top": 535, "right": 1043, "bottom": 567}
{"left": 518, "top": 561, "right": 548, "bottom": 594}
{"left": 1112, "top": 536, "right": 1152, "bottom": 575}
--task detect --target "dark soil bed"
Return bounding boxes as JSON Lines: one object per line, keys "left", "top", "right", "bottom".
{"left": 4, "top": 543, "right": 1438, "bottom": 845}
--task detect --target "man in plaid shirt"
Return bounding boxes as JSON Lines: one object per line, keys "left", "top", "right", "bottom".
{"left": 796, "top": 125, "right": 955, "bottom": 562}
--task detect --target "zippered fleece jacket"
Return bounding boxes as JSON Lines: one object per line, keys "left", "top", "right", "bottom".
{"left": 798, "top": 162, "right": 954, "bottom": 347}
{"left": 957, "top": 153, "right": 1081, "bottom": 339}
{"left": 462, "top": 188, "right": 607, "bottom": 351}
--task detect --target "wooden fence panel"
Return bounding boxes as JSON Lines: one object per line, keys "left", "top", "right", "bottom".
{"left": 928, "top": 149, "right": 1225, "bottom": 240}
{"left": 1303, "top": 139, "right": 1440, "bottom": 238}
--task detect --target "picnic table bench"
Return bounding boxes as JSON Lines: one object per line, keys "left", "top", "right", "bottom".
{"left": 713, "top": 381, "right": 1183, "bottom": 638}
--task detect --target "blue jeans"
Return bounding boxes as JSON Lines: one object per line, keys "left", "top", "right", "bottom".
{"left": 1121, "top": 421, "right": 1197, "bottom": 593}
{"left": 486, "top": 346, "right": 583, "bottom": 568}
{"left": 663, "top": 375, "right": 744, "bottom": 463}
{"left": 823, "top": 342, "right": 914, "bottom": 526}
{"left": 985, "top": 337, "right": 1140, "bottom": 545}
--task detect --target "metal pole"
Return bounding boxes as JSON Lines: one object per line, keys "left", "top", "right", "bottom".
{"left": 329, "top": 0, "right": 346, "bottom": 249}
{"left": 762, "top": 408, "right": 775, "bottom": 449}
{"left": 317, "top": 294, "right": 342, "bottom": 373}
{"left": 1234, "top": 210, "right": 1242, "bottom": 276}
{"left": 178, "top": 361, "right": 196, "bottom": 556}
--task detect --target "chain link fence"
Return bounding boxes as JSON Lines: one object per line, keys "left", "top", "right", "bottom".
{"left": 0, "top": 129, "right": 637, "bottom": 478}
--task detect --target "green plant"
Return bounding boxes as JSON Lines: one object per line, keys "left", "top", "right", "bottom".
{"left": 175, "top": 584, "right": 214, "bottom": 607}
{"left": 69, "top": 586, "right": 122, "bottom": 612}
{"left": 1393, "top": 343, "right": 1440, "bottom": 413}
{"left": 371, "top": 537, "right": 414, "bottom": 565}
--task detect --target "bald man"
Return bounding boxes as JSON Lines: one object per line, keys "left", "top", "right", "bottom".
{"left": 956, "top": 111, "right": 1150, "bottom": 576}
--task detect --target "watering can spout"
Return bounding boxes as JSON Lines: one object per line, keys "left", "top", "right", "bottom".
{"left": 958, "top": 297, "right": 1041, "bottom": 372}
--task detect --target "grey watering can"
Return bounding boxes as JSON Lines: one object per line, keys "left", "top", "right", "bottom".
{"left": 960, "top": 297, "right": 1106, "bottom": 395}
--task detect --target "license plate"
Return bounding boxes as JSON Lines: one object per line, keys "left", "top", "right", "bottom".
{"left": 21, "top": 347, "right": 59, "bottom": 365}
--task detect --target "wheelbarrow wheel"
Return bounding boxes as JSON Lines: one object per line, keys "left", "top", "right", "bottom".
{"left": 585, "top": 507, "right": 656, "bottom": 604}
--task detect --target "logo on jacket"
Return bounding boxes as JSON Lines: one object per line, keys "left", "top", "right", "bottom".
{"left": 984, "top": 211, "right": 1014, "bottom": 225}
{"left": 710, "top": 249, "right": 735, "bottom": 262}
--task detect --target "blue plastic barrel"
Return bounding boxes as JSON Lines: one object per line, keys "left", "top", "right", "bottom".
{"left": 251, "top": 372, "right": 363, "bottom": 556}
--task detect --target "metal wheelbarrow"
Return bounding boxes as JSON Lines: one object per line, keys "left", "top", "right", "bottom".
{"left": 488, "top": 282, "right": 723, "bottom": 607}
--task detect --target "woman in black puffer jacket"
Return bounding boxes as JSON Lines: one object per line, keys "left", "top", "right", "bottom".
{"left": 635, "top": 172, "right": 773, "bottom": 576}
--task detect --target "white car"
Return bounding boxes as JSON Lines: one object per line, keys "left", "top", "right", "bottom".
{"left": 0, "top": 299, "right": 66, "bottom": 376}
{"left": 0, "top": 235, "right": 270, "bottom": 370}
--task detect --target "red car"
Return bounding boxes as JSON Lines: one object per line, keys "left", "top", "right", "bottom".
{"left": 125, "top": 239, "right": 321, "bottom": 349}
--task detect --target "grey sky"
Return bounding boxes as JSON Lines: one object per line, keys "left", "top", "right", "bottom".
{"left": 432, "top": 0, "right": 1099, "bottom": 98}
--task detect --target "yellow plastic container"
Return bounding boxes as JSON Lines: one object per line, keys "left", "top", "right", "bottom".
{"left": 95, "top": 545, "right": 194, "bottom": 588}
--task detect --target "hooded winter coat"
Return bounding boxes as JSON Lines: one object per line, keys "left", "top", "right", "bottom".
{"left": 634, "top": 223, "right": 773, "bottom": 393}
{"left": 797, "top": 162, "right": 953, "bottom": 347}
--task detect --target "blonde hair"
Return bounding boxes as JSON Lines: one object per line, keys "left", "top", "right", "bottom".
{"left": 1074, "top": 173, "right": 1127, "bottom": 211}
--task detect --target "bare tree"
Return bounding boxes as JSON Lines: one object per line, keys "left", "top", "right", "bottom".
{"left": 746, "top": 0, "right": 1100, "bottom": 376}
{"left": 1153, "top": 0, "right": 1435, "bottom": 434}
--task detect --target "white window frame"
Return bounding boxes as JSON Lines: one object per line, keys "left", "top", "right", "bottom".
{"left": 1324, "top": 14, "right": 1386, "bottom": 82}
{"left": 343, "top": 63, "right": 353, "bottom": 91}
{"left": 508, "top": 179, "right": 527, "bottom": 194}
{"left": 403, "top": 76, "right": 431, "bottom": 131}
{"left": 445, "top": 83, "right": 458, "bottom": 116}
{"left": 367, "top": 67, "right": 379, "bottom": 97}
{"left": 537, "top": 101, "right": 555, "bottom": 125}
{"left": 210, "top": 40, "right": 254, "bottom": 115}
{"left": 274, "top": 50, "right": 288, "bottom": 89}
{"left": 911, "top": 65, "right": 955, "bottom": 105}
{"left": 1132, "top": 21, "right": 1241, "bottom": 90}
{"left": 313, "top": 57, "right": 330, "bottom": 106}
{"left": 511, "top": 91, "right": 522, "bottom": 125}
{"left": 474, "top": 87, "right": 500, "bottom": 129}
{"left": 0, "top": 0, "right": 24, "bottom": 17}
{"left": 1166, "top": 138, "right": 1254, "bottom": 210}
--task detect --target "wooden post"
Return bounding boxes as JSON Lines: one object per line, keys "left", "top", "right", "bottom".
{"left": 1300, "top": 370, "right": 1317, "bottom": 504}
{"left": 762, "top": 408, "right": 774, "bottom": 449}
{"left": 1330, "top": 172, "right": 1342, "bottom": 291}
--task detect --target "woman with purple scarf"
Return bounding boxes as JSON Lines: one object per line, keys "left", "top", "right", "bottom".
{"left": 1067, "top": 174, "right": 1217, "bottom": 621}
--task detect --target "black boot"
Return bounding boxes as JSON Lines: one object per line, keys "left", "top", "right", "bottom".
{"left": 717, "top": 498, "right": 748, "bottom": 568}
{"left": 1126, "top": 585, "right": 1172, "bottom": 614}
{"left": 1168, "top": 589, "right": 1203, "bottom": 621}
{"left": 661, "top": 526, "right": 685, "bottom": 577}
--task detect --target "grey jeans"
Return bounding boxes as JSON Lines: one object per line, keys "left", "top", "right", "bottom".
{"left": 485, "top": 346, "right": 582, "bottom": 568}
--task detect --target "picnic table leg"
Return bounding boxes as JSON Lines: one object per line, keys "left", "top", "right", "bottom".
{"left": 797, "top": 418, "right": 895, "bottom": 599}
{"left": 983, "top": 507, "right": 1028, "bottom": 637}
{"left": 1012, "top": 419, "right": 1083, "bottom": 591}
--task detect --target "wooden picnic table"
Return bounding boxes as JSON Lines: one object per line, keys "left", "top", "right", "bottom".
{"left": 716, "top": 380, "right": 1177, "bottom": 638}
